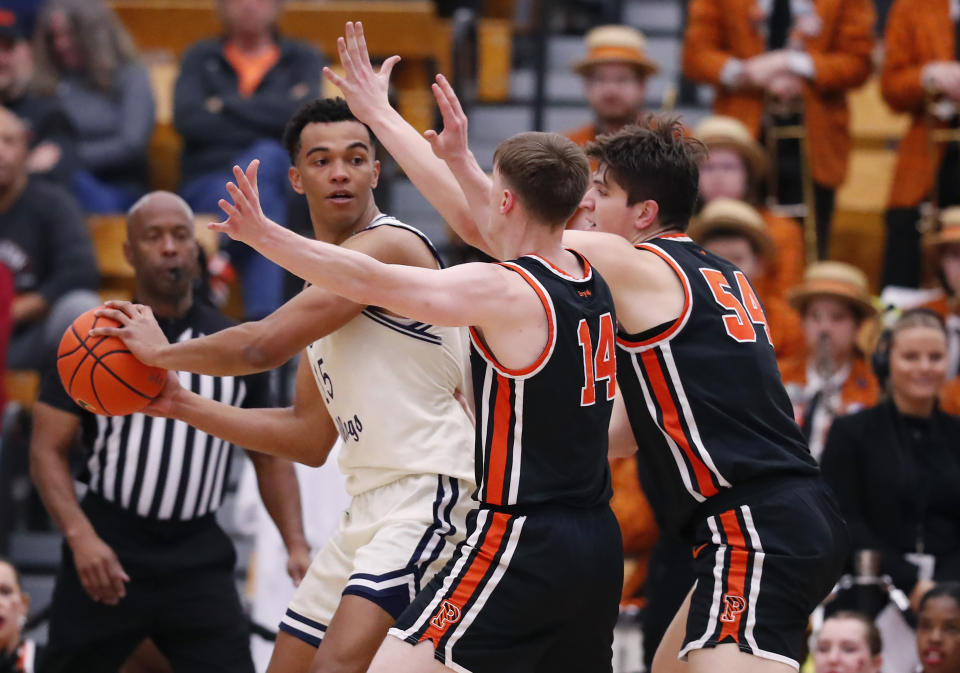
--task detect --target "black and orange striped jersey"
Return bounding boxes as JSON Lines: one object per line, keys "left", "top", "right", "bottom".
{"left": 470, "top": 251, "right": 616, "bottom": 509}
{"left": 617, "top": 234, "right": 818, "bottom": 535}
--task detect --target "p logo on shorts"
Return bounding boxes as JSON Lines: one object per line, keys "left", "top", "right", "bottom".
{"left": 430, "top": 600, "right": 462, "bottom": 629}
{"left": 720, "top": 593, "right": 746, "bottom": 623}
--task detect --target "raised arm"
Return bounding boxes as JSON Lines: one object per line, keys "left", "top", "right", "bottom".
{"left": 93, "top": 285, "right": 363, "bottom": 376}
{"left": 146, "top": 358, "right": 340, "bottom": 467}
{"left": 324, "top": 22, "right": 494, "bottom": 254}
{"left": 91, "top": 222, "right": 438, "bottom": 375}
{"left": 211, "top": 160, "right": 535, "bottom": 332}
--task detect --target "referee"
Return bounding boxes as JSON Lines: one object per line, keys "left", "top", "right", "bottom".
{"left": 29, "top": 192, "right": 309, "bottom": 672}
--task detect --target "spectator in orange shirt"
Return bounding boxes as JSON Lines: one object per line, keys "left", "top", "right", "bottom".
{"left": 880, "top": 0, "right": 960, "bottom": 289}
{"left": 781, "top": 261, "right": 880, "bottom": 460}
{"left": 683, "top": 0, "right": 875, "bottom": 259}
{"left": 688, "top": 197, "right": 806, "bottom": 363}
{"left": 563, "top": 25, "right": 658, "bottom": 148}
{"left": 174, "top": 0, "right": 321, "bottom": 319}
{"left": 694, "top": 115, "right": 806, "bottom": 300}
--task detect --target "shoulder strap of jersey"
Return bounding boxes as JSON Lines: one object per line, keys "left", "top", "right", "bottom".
{"left": 363, "top": 214, "right": 445, "bottom": 269}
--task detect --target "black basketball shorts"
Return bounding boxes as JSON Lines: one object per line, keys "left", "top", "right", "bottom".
{"left": 679, "top": 475, "right": 849, "bottom": 669}
{"left": 390, "top": 504, "right": 623, "bottom": 673}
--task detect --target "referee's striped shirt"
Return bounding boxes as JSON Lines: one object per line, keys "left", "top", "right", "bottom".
{"left": 40, "top": 302, "right": 272, "bottom": 521}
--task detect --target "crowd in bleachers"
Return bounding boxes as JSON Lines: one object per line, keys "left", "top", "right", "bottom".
{"left": 0, "top": 0, "right": 959, "bottom": 671}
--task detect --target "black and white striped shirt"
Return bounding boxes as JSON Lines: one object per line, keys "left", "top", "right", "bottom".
{"left": 40, "top": 302, "right": 272, "bottom": 521}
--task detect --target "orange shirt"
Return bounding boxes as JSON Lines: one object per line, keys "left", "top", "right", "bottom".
{"left": 758, "top": 209, "right": 806, "bottom": 302}
{"left": 941, "top": 377, "right": 960, "bottom": 415}
{"left": 224, "top": 42, "right": 281, "bottom": 97}
{"left": 779, "top": 354, "right": 880, "bottom": 423}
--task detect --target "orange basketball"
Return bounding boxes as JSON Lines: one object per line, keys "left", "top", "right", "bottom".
{"left": 57, "top": 306, "right": 166, "bottom": 416}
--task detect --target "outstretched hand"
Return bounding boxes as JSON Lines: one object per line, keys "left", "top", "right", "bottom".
{"left": 424, "top": 74, "right": 471, "bottom": 164}
{"left": 90, "top": 301, "right": 171, "bottom": 368}
{"left": 323, "top": 21, "right": 400, "bottom": 124}
{"left": 209, "top": 159, "right": 280, "bottom": 245}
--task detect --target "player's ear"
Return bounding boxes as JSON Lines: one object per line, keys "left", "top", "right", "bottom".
{"left": 370, "top": 159, "right": 381, "bottom": 189}
{"left": 633, "top": 199, "right": 659, "bottom": 232}
{"left": 500, "top": 188, "right": 514, "bottom": 215}
{"left": 288, "top": 166, "right": 305, "bottom": 195}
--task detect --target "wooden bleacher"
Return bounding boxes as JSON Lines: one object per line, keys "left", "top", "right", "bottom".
{"left": 831, "top": 76, "right": 911, "bottom": 292}
{"left": 110, "top": 0, "right": 452, "bottom": 134}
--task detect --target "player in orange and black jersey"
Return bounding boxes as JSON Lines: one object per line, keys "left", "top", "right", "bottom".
{"left": 204, "top": 124, "right": 625, "bottom": 673}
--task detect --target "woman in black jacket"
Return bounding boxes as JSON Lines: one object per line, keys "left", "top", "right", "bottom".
{"left": 821, "top": 309, "right": 960, "bottom": 609}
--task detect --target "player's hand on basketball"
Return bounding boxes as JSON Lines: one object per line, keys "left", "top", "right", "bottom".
{"left": 68, "top": 531, "right": 130, "bottom": 605}
{"left": 425, "top": 74, "right": 471, "bottom": 164}
{"left": 140, "top": 371, "right": 184, "bottom": 419}
{"left": 323, "top": 21, "right": 399, "bottom": 123}
{"left": 91, "top": 301, "right": 170, "bottom": 368}
{"left": 286, "top": 541, "right": 311, "bottom": 586}
{"left": 210, "top": 160, "right": 279, "bottom": 245}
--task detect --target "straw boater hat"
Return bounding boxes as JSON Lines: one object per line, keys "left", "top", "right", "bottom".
{"left": 927, "top": 206, "right": 960, "bottom": 249}
{"left": 693, "top": 116, "right": 768, "bottom": 181}
{"left": 572, "top": 25, "right": 659, "bottom": 78}
{"left": 788, "top": 261, "right": 877, "bottom": 320}
{"left": 687, "top": 198, "right": 774, "bottom": 259}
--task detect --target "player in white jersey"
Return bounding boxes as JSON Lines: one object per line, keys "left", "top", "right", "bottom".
{"left": 90, "top": 99, "right": 476, "bottom": 673}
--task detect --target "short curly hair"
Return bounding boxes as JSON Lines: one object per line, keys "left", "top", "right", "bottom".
{"left": 282, "top": 98, "right": 375, "bottom": 164}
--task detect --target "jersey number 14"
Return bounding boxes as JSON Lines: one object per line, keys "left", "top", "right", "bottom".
{"left": 577, "top": 312, "right": 616, "bottom": 407}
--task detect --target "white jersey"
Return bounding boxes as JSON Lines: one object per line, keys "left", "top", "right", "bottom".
{"left": 305, "top": 215, "right": 476, "bottom": 496}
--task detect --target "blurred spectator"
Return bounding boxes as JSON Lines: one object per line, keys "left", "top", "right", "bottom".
{"left": 916, "top": 583, "right": 960, "bottom": 673}
{"left": 682, "top": 0, "right": 875, "bottom": 259}
{"left": 781, "top": 261, "right": 879, "bottom": 460}
{"left": 31, "top": 0, "right": 154, "bottom": 214}
{"left": 563, "top": 25, "right": 658, "bottom": 147}
{"left": 881, "top": 0, "right": 960, "bottom": 289}
{"left": 30, "top": 192, "right": 308, "bottom": 673}
{"left": 0, "top": 106, "right": 97, "bottom": 372}
{"left": 921, "top": 208, "right": 960, "bottom": 377}
{"left": 174, "top": 0, "right": 322, "bottom": 320}
{"left": 694, "top": 115, "right": 805, "bottom": 301}
{"left": 822, "top": 309, "right": 960, "bottom": 610}
{"left": 688, "top": 197, "right": 805, "bottom": 362}
{"left": 0, "top": 9, "right": 76, "bottom": 187}
{"left": 0, "top": 556, "right": 39, "bottom": 673}
{"left": 812, "top": 611, "right": 883, "bottom": 673}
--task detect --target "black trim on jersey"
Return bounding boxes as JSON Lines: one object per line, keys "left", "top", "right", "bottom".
{"left": 364, "top": 215, "right": 446, "bottom": 269}
{"left": 362, "top": 307, "right": 443, "bottom": 346}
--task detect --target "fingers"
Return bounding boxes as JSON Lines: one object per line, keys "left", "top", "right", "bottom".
{"left": 88, "top": 326, "right": 124, "bottom": 339}
{"left": 323, "top": 65, "right": 347, "bottom": 89}
{"left": 337, "top": 35, "right": 356, "bottom": 76}
{"left": 354, "top": 21, "right": 370, "bottom": 67}
{"left": 244, "top": 160, "right": 260, "bottom": 200}
{"left": 436, "top": 74, "right": 467, "bottom": 120}
{"left": 381, "top": 54, "right": 401, "bottom": 79}
{"left": 225, "top": 181, "right": 253, "bottom": 215}
{"left": 106, "top": 560, "right": 129, "bottom": 602}
{"left": 232, "top": 163, "right": 259, "bottom": 209}
{"left": 92, "top": 307, "right": 132, "bottom": 327}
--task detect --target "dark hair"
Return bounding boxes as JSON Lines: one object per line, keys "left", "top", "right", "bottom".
{"left": 919, "top": 582, "right": 960, "bottom": 614}
{"left": 0, "top": 555, "right": 22, "bottom": 590}
{"left": 824, "top": 611, "right": 883, "bottom": 656}
{"left": 586, "top": 114, "right": 706, "bottom": 231}
{"left": 492, "top": 132, "right": 589, "bottom": 228}
{"left": 282, "top": 97, "right": 375, "bottom": 164}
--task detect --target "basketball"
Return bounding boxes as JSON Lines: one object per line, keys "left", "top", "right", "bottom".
{"left": 56, "top": 306, "right": 167, "bottom": 416}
